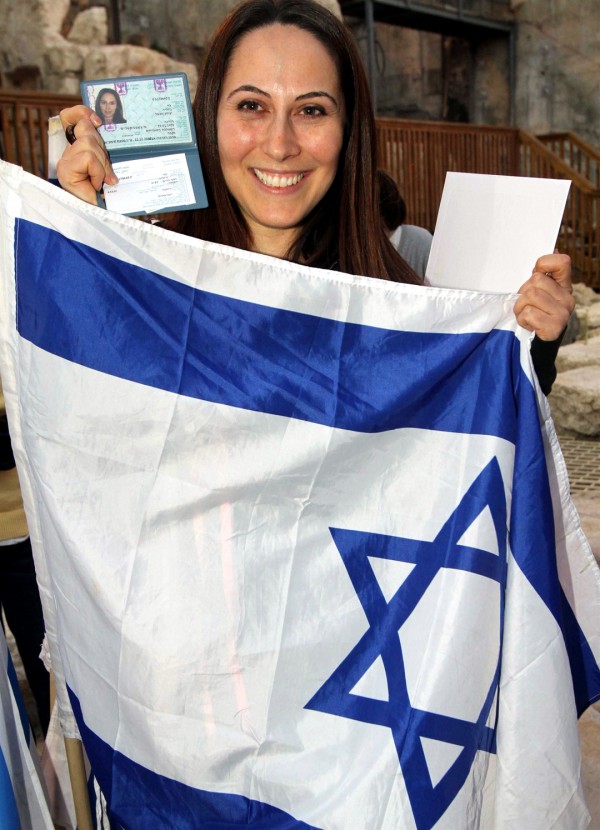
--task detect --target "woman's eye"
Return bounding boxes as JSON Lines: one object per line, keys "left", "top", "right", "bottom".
{"left": 237, "top": 100, "right": 262, "bottom": 112}
{"left": 300, "top": 105, "right": 326, "bottom": 117}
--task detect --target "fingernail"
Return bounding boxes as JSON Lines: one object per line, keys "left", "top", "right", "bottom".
{"left": 106, "top": 172, "right": 119, "bottom": 186}
{"left": 91, "top": 114, "right": 102, "bottom": 127}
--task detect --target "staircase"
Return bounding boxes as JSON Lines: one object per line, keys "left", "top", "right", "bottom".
{"left": 1, "top": 88, "right": 598, "bottom": 287}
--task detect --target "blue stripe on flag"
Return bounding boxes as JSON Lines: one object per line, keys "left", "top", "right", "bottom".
{"left": 15, "top": 218, "right": 520, "bottom": 441}
{"left": 0, "top": 747, "right": 20, "bottom": 830}
{"left": 510, "top": 380, "right": 600, "bottom": 713}
{"left": 69, "top": 691, "right": 320, "bottom": 830}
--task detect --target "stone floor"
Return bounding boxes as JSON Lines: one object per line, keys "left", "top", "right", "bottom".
{"left": 6, "top": 432, "right": 600, "bottom": 827}
{"left": 565, "top": 434, "right": 600, "bottom": 829}
{"left": 582, "top": 704, "right": 600, "bottom": 830}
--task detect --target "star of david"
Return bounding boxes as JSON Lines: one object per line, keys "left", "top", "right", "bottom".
{"left": 305, "top": 457, "right": 507, "bottom": 830}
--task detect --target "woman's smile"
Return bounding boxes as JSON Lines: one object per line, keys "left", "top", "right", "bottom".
{"left": 252, "top": 168, "right": 305, "bottom": 188}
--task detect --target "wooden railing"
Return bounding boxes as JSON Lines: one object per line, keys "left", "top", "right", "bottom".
{"left": 518, "top": 131, "right": 600, "bottom": 282}
{"left": 1, "top": 89, "right": 598, "bottom": 287}
{"left": 536, "top": 131, "right": 600, "bottom": 190}
{"left": 0, "top": 89, "right": 78, "bottom": 179}
{"left": 376, "top": 118, "right": 600, "bottom": 287}
{"left": 376, "top": 118, "right": 519, "bottom": 231}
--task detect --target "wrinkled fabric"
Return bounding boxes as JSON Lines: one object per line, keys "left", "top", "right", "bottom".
{"left": 0, "top": 161, "right": 598, "bottom": 830}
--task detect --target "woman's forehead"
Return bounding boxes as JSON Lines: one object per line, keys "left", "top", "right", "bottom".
{"left": 224, "top": 23, "right": 341, "bottom": 91}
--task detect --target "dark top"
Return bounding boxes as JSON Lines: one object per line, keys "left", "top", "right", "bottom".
{"left": 530, "top": 331, "right": 564, "bottom": 395}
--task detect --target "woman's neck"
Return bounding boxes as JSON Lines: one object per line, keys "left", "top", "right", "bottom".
{"left": 249, "top": 225, "right": 298, "bottom": 260}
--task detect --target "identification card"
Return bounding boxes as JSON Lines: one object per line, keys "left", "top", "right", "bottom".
{"left": 81, "top": 73, "right": 208, "bottom": 216}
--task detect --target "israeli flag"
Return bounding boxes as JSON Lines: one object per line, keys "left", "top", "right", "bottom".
{"left": 0, "top": 161, "right": 598, "bottom": 830}
{"left": 0, "top": 628, "right": 53, "bottom": 830}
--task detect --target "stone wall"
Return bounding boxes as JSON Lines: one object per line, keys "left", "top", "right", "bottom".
{"left": 347, "top": 22, "right": 445, "bottom": 120}
{"left": 513, "top": 0, "right": 600, "bottom": 145}
{"left": 550, "top": 284, "right": 600, "bottom": 438}
{"left": 0, "top": 0, "right": 340, "bottom": 96}
{"left": 347, "top": 1, "right": 599, "bottom": 142}
{"left": 1, "top": 0, "right": 598, "bottom": 147}
{"left": 117, "top": 0, "right": 341, "bottom": 66}
{"left": 346, "top": 19, "right": 510, "bottom": 125}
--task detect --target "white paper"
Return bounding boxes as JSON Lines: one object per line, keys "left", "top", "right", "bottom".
{"left": 104, "top": 153, "right": 195, "bottom": 215}
{"left": 426, "top": 173, "right": 571, "bottom": 293}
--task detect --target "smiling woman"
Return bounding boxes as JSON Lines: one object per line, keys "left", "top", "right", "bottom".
{"left": 57, "top": 0, "right": 574, "bottom": 354}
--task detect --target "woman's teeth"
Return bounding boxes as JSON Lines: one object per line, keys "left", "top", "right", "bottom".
{"left": 254, "top": 170, "right": 304, "bottom": 188}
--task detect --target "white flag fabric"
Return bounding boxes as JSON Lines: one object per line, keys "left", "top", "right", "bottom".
{"left": 0, "top": 161, "right": 599, "bottom": 830}
{"left": 0, "top": 628, "right": 53, "bottom": 830}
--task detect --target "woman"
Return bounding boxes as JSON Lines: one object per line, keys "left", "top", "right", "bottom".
{"left": 94, "top": 87, "right": 127, "bottom": 126}
{"left": 57, "top": 0, "right": 573, "bottom": 387}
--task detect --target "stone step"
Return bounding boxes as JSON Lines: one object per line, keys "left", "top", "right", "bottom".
{"left": 550, "top": 366, "right": 600, "bottom": 437}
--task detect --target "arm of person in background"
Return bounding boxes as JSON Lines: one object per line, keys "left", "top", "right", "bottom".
{"left": 57, "top": 105, "right": 118, "bottom": 204}
{"left": 514, "top": 253, "right": 575, "bottom": 394}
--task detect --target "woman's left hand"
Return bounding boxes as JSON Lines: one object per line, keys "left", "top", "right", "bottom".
{"left": 513, "top": 253, "right": 575, "bottom": 341}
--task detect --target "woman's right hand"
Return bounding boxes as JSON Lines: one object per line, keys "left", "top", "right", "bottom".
{"left": 57, "top": 105, "right": 118, "bottom": 204}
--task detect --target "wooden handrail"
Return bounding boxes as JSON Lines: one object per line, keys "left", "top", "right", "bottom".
{"left": 0, "top": 89, "right": 79, "bottom": 107}
{"left": 538, "top": 131, "right": 600, "bottom": 162}
{"left": 376, "top": 117, "right": 517, "bottom": 136}
{"left": 518, "top": 130, "right": 600, "bottom": 193}
{"left": 536, "top": 131, "right": 600, "bottom": 190}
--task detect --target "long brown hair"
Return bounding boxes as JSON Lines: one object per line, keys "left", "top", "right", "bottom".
{"left": 165, "top": 0, "right": 420, "bottom": 284}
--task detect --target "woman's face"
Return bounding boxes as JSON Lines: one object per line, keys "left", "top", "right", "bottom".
{"left": 100, "top": 92, "right": 117, "bottom": 123}
{"left": 216, "top": 24, "right": 345, "bottom": 257}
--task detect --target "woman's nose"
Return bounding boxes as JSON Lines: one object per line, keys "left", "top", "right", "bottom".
{"left": 262, "top": 115, "right": 301, "bottom": 161}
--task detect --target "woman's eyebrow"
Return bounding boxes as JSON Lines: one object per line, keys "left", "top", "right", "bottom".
{"left": 226, "top": 85, "right": 269, "bottom": 99}
{"left": 226, "top": 85, "right": 338, "bottom": 107}
{"left": 296, "top": 91, "right": 338, "bottom": 106}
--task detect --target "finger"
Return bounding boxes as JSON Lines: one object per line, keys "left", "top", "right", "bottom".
{"left": 514, "top": 303, "right": 571, "bottom": 340}
{"left": 514, "top": 269, "right": 575, "bottom": 341}
{"left": 56, "top": 142, "right": 117, "bottom": 204}
{"left": 516, "top": 271, "right": 575, "bottom": 306}
{"left": 513, "top": 299, "right": 574, "bottom": 332}
{"left": 513, "top": 286, "right": 574, "bottom": 340}
{"left": 59, "top": 128, "right": 118, "bottom": 188}
{"left": 514, "top": 287, "right": 575, "bottom": 322}
{"left": 55, "top": 161, "right": 102, "bottom": 205}
{"left": 532, "top": 253, "right": 572, "bottom": 292}
{"left": 59, "top": 104, "right": 102, "bottom": 131}
{"left": 65, "top": 117, "right": 106, "bottom": 149}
